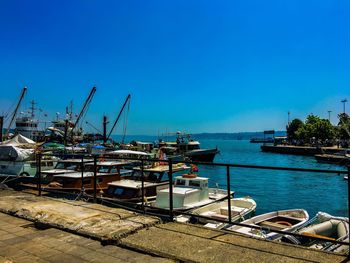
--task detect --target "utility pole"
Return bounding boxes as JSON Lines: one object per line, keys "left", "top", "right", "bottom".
{"left": 328, "top": 110, "right": 332, "bottom": 122}
{"left": 341, "top": 99, "right": 347, "bottom": 113}
{"left": 287, "top": 111, "right": 290, "bottom": 125}
{"left": 103, "top": 115, "right": 108, "bottom": 144}
{"left": 0, "top": 116, "right": 3, "bottom": 142}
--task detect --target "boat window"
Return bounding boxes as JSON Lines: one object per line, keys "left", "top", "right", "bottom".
{"left": 98, "top": 166, "right": 110, "bottom": 173}
{"left": 30, "top": 162, "right": 36, "bottom": 168}
{"left": 176, "top": 179, "right": 186, "bottom": 186}
{"left": 110, "top": 167, "right": 119, "bottom": 173}
{"left": 112, "top": 188, "right": 137, "bottom": 198}
{"left": 189, "top": 180, "right": 201, "bottom": 187}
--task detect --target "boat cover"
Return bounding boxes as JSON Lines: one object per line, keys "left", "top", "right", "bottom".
{"left": 1, "top": 134, "right": 35, "bottom": 145}
{"left": 0, "top": 145, "right": 34, "bottom": 161}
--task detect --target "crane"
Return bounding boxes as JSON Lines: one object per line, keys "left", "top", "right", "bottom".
{"left": 106, "top": 94, "right": 131, "bottom": 143}
{"left": 5, "top": 87, "right": 27, "bottom": 138}
{"left": 68, "top": 86, "right": 97, "bottom": 139}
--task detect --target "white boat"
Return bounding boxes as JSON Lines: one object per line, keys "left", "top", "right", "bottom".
{"left": 184, "top": 197, "right": 256, "bottom": 229}
{"left": 149, "top": 173, "right": 233, "bottom": 212}
{"left": 282, "top": 212, "right": 349, "bottom": 254}
{"left": 226, "top": 209, "right": 309, "bottom": 240}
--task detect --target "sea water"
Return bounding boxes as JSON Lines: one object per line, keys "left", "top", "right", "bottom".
{"left": 199, "top": 139, "right": 348, "bottom": 218}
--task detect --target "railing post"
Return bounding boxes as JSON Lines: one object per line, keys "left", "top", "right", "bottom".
{"left": 169, "top": 158, "right": 174, "bottom": 221}
{"left": 141, "top": 159, "right": 145, "bottom": 213}
{"left": 93, "top": 156, "right": 97, "bottom": 203}
{"left": 81, "top": 155, "right": 84, "bottom": 194}
{"left": 37, "top": 153, "right": 42, "bottom": 196}
{"left": 226, "top": 165, "right": 232, "bottom": 223}
{"left": 348, "top": 165, "right": 350, "bottom": 256}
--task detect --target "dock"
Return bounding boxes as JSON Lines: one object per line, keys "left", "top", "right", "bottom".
{"left": 0, "top": 189, "right": 347, "bottom": 262}
{"left": 261, "top": 145, "right": 347, "bottom": 156}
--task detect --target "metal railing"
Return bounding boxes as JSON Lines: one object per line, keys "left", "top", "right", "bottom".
{"left": 24, "top": 152, "right": 350, "bottom": 254}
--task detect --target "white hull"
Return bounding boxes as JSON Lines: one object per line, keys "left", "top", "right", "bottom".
{"left": 226, "top": 209, "right": 309, "bottom": 240}
{"left": 189, "top": 197, "right": 256, "bottom": 227}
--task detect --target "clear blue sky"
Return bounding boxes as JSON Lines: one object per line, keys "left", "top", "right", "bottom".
{"left": 0, "top": 1, "right": 349, "bottom": 135}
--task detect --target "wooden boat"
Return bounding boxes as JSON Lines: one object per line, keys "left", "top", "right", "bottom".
{"left": 104, "top": 163, "right": 190, "bottom": 202}
{"left": 226, "top": 209, "right": 309, "bottom": 240}
{"left": 182, "top": 197, "right": 256, "bottom": 229}
{"left": 41, "top": 161, "right": 132, "bottom": 194}
{"left": 148, "top": 173, "right": 233, "bottom": 212}
{"left": 281, "top": 212, "right": 349, "bottom": 254}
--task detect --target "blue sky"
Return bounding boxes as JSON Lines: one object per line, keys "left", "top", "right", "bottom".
{"left": 0, "top": 1, "right": 349, "bottom": 135}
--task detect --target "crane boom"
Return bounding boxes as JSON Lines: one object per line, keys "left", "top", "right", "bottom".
{"left": 69, "top": 86, "right": 96, "bottom": 137}
{"left": 5, "top": 87, "right": 27, "bottom": 138}
{"left": 106, "top": 94, "right": 131, "bottom": 142}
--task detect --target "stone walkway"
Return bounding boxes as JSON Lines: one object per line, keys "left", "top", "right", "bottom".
{"left": 0, "top": 213, "right": 171, "bottom": 263}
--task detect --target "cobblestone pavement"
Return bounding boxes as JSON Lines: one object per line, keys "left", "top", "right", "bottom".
{"left": 0, "top": 213, "right": 172, "bottom": 263}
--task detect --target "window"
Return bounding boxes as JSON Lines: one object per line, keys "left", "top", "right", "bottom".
{"left": 176, "top": 179, "right": 186, "bottom": 186}
{"left": 189, "top": 180, "right": 201, "bottom": 187}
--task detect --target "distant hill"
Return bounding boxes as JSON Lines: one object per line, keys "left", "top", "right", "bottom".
{"left": 191, "top": 131, "right": 286, "bottom": 140}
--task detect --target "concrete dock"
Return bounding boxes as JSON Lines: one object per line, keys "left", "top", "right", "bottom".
{"left": 0, "top": 189, "right": 348, "bottom": 262}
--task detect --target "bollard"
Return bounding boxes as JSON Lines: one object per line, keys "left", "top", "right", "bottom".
{"left": 141, "top": 159, "right": 145, "bottom": 213}
{"left": 93, "top": 156, "right": 97, "bottom": 203}
{"left": 226, "top": 165, "right": 232, "bottom": 223}
{"left": 169, "top": 159, "right": 174, "bottom": 221}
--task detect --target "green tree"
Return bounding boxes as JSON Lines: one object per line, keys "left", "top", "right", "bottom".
{"left": 286, "top": 119, "right": 304, "bottom": 142}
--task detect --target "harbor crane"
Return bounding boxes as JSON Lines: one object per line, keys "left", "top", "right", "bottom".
{"left": 106, "top": 94, "right": 131, "bottom": 144}
{"left": 5, "top": 86, "right": 27, "bottom": 138}
{"left": 68, "top": 86, "right": 96, "bottom": 139}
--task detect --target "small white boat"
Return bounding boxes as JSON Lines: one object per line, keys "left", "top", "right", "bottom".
{"left": 181, "top": 197, "right": 256, "bottom": 229}
{"left": 282, "top": 212, "right": 349, "bottom": 254}
{"left": 226, "top": 209, "right": 309, "bottom": 240}
{"left": 149, "top": 173, "right": 233, "bottom": 212}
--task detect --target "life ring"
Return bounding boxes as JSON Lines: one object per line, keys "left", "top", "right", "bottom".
{"left": 276, "top": 221, "right": 293, "bottom": 227}
{"left": 182, "top": 173, "right": 197, "bottom": 178}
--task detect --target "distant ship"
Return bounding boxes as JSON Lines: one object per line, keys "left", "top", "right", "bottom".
{"left": 15, "top": 100, "right": 45, "bottom": 142}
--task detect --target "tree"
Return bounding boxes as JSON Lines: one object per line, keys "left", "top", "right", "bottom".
{"left": 286, "top": 119, "right": 303, "bottom": 143}
{"left": 294, "top": 114, "right": 335, "bottom": 146}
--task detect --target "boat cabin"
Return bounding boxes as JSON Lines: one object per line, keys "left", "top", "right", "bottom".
{"left": 155, "top": 175, "right": 209, "bottom": 209}
{"left": 46, "top": 161, "right": 132, "bottom": 191}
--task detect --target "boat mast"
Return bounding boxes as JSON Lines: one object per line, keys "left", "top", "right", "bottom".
{"left": 5, "top": 86, "right": 27, "bottom": 138}
{"left": 106, "top": 94, "right": 131, "bottom": 143}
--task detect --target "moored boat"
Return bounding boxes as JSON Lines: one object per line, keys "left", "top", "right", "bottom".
{"left": 148, "top": 173, "right": 233, "bottom": 212}
{"left": 281, "top": 212, "right": 349, "bottom": 254}
{"left": 225, "top": 209, "right": 309, "bottom": 240}
{"left": 180, "top": 197, "right": 256, "bottom": 229}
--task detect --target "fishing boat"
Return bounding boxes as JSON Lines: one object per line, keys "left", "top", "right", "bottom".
{"left": 105, "top": 163, "right": 189, "bottom": 202}
{"left": 178, "top": 197, "right": 256, "bottom": 229}
{"left": 158, "top": 132, "right": 219, "bottom": 162}
{"left": 281, "top": 212, "right": 349, "bottom": 254}
{"left": 148, "top": 173, "right": 233, "bottom": 212}
{"left": 225, "top": 209, "right": 309, "bottom": 240}
{"left": 43, "top": 160, "right": 132, "bottom": 193}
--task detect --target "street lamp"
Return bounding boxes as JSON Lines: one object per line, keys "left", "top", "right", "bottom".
{"left": 341, "top": 99, "right": 347, "bottom": 113}
{"left": 328, "top": 110, "right": 332, "bottom": 122}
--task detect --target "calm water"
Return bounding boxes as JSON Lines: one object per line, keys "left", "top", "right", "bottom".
{"left": 198, "top": 139, "right": 348, "bottom": 218}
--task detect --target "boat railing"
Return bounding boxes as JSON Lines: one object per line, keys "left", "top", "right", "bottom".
{"left": 13, "top": 152, "right": 350, "bottom": 255}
